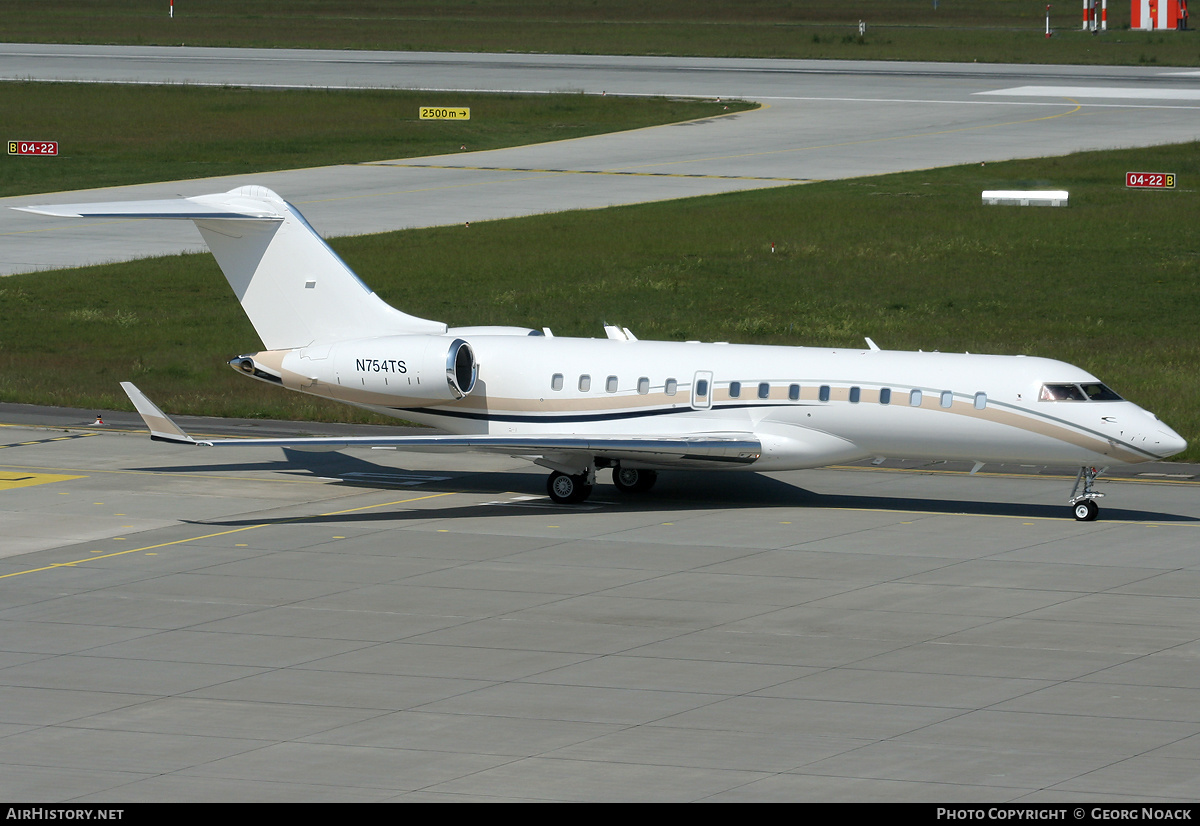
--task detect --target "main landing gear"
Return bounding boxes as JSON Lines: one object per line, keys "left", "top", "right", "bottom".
{"left": 546, "top": 466, "right": 659, "bottom": 504}
{"left": 613, "top": 467, "right": 658, "bottom": 495}
{"left": 547, "top": 470, "right": 593, "bottom": 504}
{"left": 1069, "top": 466, "right": 1104, "bottom": 521}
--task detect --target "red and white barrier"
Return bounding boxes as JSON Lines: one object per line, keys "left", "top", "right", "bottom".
{"left": 1131, "top": 0, "right": 1186, "bottom": 30}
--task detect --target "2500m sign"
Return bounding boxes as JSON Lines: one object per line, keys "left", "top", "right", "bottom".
{"left": 420, "top": 107, "right": 470, "bottom": 120}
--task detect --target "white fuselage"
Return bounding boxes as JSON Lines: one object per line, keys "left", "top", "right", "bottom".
{"left": 252, "top": 334, "right": 1186, "bottom": 471}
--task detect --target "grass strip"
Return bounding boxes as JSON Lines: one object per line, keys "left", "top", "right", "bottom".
{"left": 2, "top": 142, "right": 1197, "bottom": 460}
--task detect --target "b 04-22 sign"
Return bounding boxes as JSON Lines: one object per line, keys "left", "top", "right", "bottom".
{"left": 1126, "top": 172, "right": 1175, "bottom": 189}
{"left": 8, "top": 141, "right": 58, "bottom": 156}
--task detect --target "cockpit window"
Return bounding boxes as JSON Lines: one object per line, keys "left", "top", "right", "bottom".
{"left": 1080, "top": 382, "right": 1123, "bottom": 401}
{"left": 1039, "top": 383, "right": 1123, "bottom": 402}
{"left": 1040, "top": 384, "right": 1085, "bottom": 401}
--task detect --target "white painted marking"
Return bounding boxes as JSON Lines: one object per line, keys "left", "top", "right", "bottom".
{"left": 977, "top": 86, "right": 1200, "bottom": 101}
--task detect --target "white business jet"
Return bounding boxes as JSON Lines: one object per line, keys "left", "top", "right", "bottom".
{"left": 18, "top": 186, "right": 1186, "bottom": 520}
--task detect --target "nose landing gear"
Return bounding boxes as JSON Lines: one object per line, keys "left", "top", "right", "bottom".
{"left": 1069, "top": 466, "right": 1104, "bottom": 521}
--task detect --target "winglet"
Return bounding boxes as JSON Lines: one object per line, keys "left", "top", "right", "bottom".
{"left": 119, "top": 382, "right": 199, "bottom": 445}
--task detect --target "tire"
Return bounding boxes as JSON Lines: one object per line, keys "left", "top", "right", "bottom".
{"left": 613, "top": 468, "right": 658, "bottom": 494}
{"left": 1073, "top": 499, "right": 1099, "bottom": 522}
{"left": 547, "top": 471, "right": 593, "bottom": 504}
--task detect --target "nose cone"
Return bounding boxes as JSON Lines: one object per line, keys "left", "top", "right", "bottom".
{"left": 1131, "top": 408, "right": 1188, "bottom": 459}
{"left": 1151, "top": 424, "right": 1188, "bottom": 459}
{"left": 1092, "top": 405, "right": 1186, "bottom": 463}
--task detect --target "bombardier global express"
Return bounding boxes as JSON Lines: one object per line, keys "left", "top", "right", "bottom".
{"left": 18, "top": 186, "right": 1186, "bottom": 520}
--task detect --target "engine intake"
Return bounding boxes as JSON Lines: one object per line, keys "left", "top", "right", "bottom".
{"left": 445, "top": 338, "right": 477, "bottom": 399}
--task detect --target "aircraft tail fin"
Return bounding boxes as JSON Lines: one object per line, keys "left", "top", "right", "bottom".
{"left": 18, "top": 187, "right": 446, "bottom": 350}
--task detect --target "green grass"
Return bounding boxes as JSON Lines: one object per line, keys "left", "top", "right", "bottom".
{"left": 5, "top": 0, "right": 1200, "bottom": 66}
{"left": 0, "top": 83, "right": 749, "bottom": 198}
{"left": 3, "top": 142, "right": 1198, "bottom": 460}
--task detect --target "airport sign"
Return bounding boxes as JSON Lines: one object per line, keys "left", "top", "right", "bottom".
{"left": 1126, "top": 172, "right": 1175, "bottom": 189}
{"left": 9, "top": 141, "right": 58, "bottom": 156}
{"left": 420, "top": 107, "right": 470, "bottom": 120}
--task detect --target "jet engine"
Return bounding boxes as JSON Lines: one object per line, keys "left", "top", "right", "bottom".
{"left": 233, "top": 336, "right": 478, "bottom": 405}
{"left": 327, "top": 335, "right": 477, "bottom": 401}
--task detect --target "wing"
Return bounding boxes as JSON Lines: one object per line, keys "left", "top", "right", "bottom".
{"left": 120, "top": 383, "right": 761, "bottom": 470}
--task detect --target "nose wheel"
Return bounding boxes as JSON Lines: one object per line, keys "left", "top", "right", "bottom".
{"left": 1069, "top": 466, "right": 1104, "bottom": 521}
{"left": 1072, "top": 498, "right": 1099, "bottom": 522}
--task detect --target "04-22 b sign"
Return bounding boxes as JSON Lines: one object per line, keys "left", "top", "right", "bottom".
{"left": 1126, "top": 172, "right": 1175, "bottom": 189}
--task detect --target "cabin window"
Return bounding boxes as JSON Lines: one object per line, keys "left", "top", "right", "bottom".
{"left": 637, "top": 377, "right": 649, "bottom": 395}
{"left": 729, "top": 381, "right": 741, "bottom": 399}
{"left": 665, "top": 378, "right": 678, "bottom": 396}
{"left": 758, "top": 382, "right": 770, "bottom": 399}
{"left": 606, "top": 375, "right": 618, "bottom": 393}
{"left": 940, "top": 390, "right": 953, "bottom": 408}
{"left": 819, "top": 385, "right": 831, "bottom": 402}
{"left": 909, "top": 389, "right": 922, "bottom": 407}
{"left": 788, "top": 384, "right": 800, "bottom": 401}
{"left": 974, "top": 392, "right": 987, "bottom": 410}
{"left": 849, "top": 386, "right": 861, "bottom": 404}
{"left": 879, "top": 387, "right": 891, "bottom": 405}
{"left": 551, "top": 373, "right": 564, "bottom": 391}
{"left": 695, "top": 378, "right": 709, "bottom": 398}
{"left": 579, "top": 374, "right": 591, "bottom": 392}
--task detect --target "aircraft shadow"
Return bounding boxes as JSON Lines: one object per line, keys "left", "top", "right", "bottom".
{"left": 144, "top": 451, "right": 1194, "bottom": 527}
{"left": 131, "top": 447, "right": 395, "bottom": 478}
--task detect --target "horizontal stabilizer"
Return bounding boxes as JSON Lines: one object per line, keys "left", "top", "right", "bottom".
{"left": 15, "top": 190, "right": 283, "bottom": 221}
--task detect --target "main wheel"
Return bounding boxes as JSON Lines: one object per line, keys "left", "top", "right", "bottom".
{"left": 547, "top": 471, "right": 593, "bottom": 504}
{"left": 1073, "top": 499, "right": 1099, "bottom": 522}
{"left": 613, "top": 467, "right": 658, "bottom": 495}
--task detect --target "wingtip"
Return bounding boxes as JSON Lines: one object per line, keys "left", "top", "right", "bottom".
{"left": 11, "top": 205, "right": 83, "bottom": 218}
{"left": 119, "top": 382, "right": 196, "bottom": 444}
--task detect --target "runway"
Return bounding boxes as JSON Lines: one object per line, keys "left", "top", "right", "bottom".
{"left": 3, "top": 45, "right": 1199, "bottom": 274}
{"left": 1, "top": 48, "right": 1199, "bottom": 801}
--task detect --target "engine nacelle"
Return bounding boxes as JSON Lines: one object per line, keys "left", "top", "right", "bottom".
{"left": 234, "top": 335, "right": 478, "bottom": 405}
